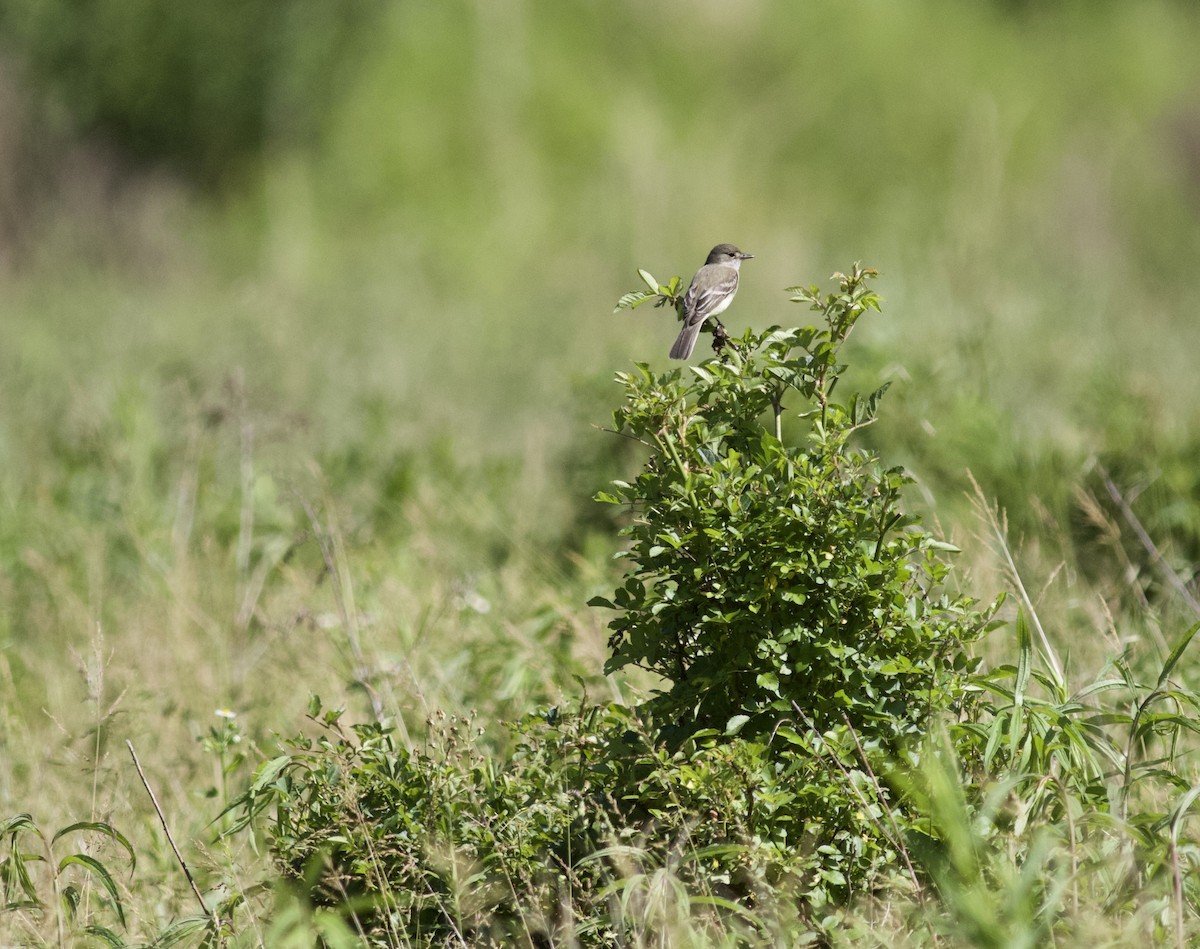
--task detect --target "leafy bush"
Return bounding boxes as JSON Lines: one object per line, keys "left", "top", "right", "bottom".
{"left": 231, "top": 701, "right": 641, "bottom": 945}
{"left": 230, "top": 264, "right": 995, "bottom": 944}
{"left": 594, "top": 263, "right": 992, "bottom": 902}
{"left": 602, "top": 266, "right": 990, "bottom": 743}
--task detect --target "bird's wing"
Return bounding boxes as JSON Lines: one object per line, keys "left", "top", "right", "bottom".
{"left": 683, "top": 265, "right": 739, "bottom": 326}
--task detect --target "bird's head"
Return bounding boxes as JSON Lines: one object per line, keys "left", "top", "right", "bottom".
{"left": 706, "top": 243, "right": 754, "bottom": 266}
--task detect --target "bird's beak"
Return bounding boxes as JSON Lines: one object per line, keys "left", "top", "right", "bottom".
{"left": 739, "top": 253, "right": 754, "bottom": 260}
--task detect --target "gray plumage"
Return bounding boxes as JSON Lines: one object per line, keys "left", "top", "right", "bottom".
{"left": 669, "top": 243, "right": 753, "bottom": 360}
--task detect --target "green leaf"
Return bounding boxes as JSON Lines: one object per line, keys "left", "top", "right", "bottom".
{"left": 57, "top": 853, "right": 126, "bottom": 928}
{"left": 1014, "top": 607, "right": 1032, "bottom": 706}
{"left": 52, "top": 821, "right": 136, "bottom": 873}
{"left": 756, "top": 672, "right": 780, "bottom": 693}
{"left": 1169, "top": 784, "right": 1200, "bottom": 840}
{"left": 250, "top": 754, "right": 293, "bottom": 793}
{"left": 153, "top": 914, "right": 216, "bottom": 947}
{"left": 61, "top": 882, "right": 80, "bottom": 920}
{"left": 82, "top": 925, "right": 127, "bottom": 948}
{"left": 1071, "top": 678, "right": 1128, "bottom": 700}
{"left": 1156, "top": 620, "right": 1200, "bottom": 690}
{"left": 725, "top": 714, "right": 751, "bottom": 736}
{"left": 0, "top": 813, "right": 40, "bottom": 837}
{"left": 638, "top": 268, "right": 658, "bottom": 292}
{"left": 614, "top": 289, "right": 658, "bottom": 312}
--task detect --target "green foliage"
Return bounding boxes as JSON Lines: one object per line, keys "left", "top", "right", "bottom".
{"left": 202, "top": 709, "right": 248, "bottom": 816}
{"left": 229, "top": 702, "right": 624, "bottom": 946}
{"left": 613, "top": 269, "right": 685, "bottom": 315}
{"left": 899, "top": 738, "right": 1068, "bottom": 949}
{"left": 869, "top": 614, "right": 1200, "bottom": 948}
{"left": 231, "top": 697, "right": 840, "bottom": 945}
{"left": 0, "top": 814, "right": 134, "bottom": 944}
{"left": 225, "top": 266, "right": 1001, "bottom": 944}
{"left": 598, "top": 266, "right": 987, "bottom": 743}
{"left": 592, "top": 266, "right": 992, "bottom": 900}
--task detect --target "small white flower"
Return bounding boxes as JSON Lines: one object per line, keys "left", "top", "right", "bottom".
{"left": 214, "top": 708, "right": 238, "bottom": 720}
{"left": 461, "top": 590, "right": 492, "bottom": 615}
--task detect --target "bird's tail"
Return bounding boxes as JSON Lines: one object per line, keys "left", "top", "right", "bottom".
{"left": 669, "top": 321, "right": 704, "bottom": 360}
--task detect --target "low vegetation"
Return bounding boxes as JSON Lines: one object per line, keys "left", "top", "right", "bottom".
{"left": 8, "top": 266, "right": 1196, "bottom": 946}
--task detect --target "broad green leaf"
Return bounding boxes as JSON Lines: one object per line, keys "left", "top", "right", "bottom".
{"left": 725, "top": 714, "right": 751, "bottom": 735}
{"left": 756, "top": 672, "right": 780, "bottom": 693}
{"left": 613, "top": 289, "right": 657, "bottom": 312}
{"left": 57, "top": 853, "right": 126, "bottom": 928}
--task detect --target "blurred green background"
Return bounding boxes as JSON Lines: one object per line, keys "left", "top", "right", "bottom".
{"left": 4, "top": 0, "right": 1200, "bottom": 493}
{"left": 3, "top": 0, "right": 1200, "bottom": 933}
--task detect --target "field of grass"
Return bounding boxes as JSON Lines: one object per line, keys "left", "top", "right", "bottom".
{"left": 4, "top": 0, "right": 1200, "bottom": 944}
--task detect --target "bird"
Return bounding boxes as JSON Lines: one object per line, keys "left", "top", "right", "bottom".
{"left": 669, "top": 243, "right": 754, "bottom": 360}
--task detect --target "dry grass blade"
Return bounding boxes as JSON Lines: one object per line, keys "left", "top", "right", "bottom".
{"left": 125, "top": 740, "right": 217, "bottom": 932}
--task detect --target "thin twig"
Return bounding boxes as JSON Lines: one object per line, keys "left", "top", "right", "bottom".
{"left": 592, "top": 424, "right": 653, "bottom": 448}
{"left": 125, "top": 740, "right": 216, "bottom": 927}
{"left": 1100, "top": 465, "right": 1200, "bottom": 619}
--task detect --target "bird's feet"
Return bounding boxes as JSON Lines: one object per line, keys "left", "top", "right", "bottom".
{"left": 711, "top": 320, "right": 731, "bottom": 355}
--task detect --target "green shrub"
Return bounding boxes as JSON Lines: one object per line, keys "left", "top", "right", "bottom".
{"left": 594, "top": 263, "right": 992, "bottom": 903}
{"left": 230, "top": 265, "right": 994, "bottom": 944}
{"left": 600, "top": 264, "right": 988, "bottom": 745}
{"left": 230, "top": 702, "right": 641, "bottom": 946}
